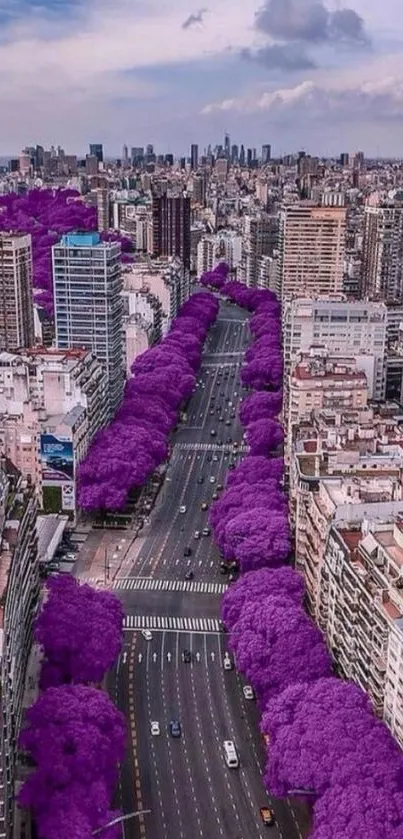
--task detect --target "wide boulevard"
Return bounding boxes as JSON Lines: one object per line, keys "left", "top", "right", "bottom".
{"left": 103, "top": 300, "right": 310, "bottom": 839}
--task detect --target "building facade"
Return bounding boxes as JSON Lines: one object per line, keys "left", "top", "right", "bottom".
{"left": 277, "top": 204, "right": 346, "bottom": 301}
{"left": 152, "top": 194, "right": 191, "bottom": 270}
{"left": 0, "top": 233, "right": 34, "bottom": 351}
{"left": 361, "top": 204, "right": 403, "bottom": 301}
{"left": 0, "top": 462, "right": 38, "bottom": 839}
{"left": 53, "top": 232, "right": 124, "bottom": 416}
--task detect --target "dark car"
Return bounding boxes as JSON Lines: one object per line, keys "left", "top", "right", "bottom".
{"left": 184, "top": 571, "right": 194, "bottom": 581}
{"left": 184, "top": 546, "right": 192, "bottom": 557}
{"left": 182, "top": 649, "right": 192, "bottom": 663}
{"left": 169, "top": 720, "right": 182, "bottom": 737}
{"left": 197, "top": 475, "right": 204, "bottom": 484}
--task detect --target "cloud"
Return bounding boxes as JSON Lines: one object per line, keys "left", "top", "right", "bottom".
{"left": 242, "top": 43, "right": 316, "bottom": 71}
{"left": 182, "top": 7, "right": 207, "bottom": 29}
{"left": 201, "top": 70, "right": 403, "bottom": 123}
{"left": 255, "top": 0, "right": 367, "bottom": 44}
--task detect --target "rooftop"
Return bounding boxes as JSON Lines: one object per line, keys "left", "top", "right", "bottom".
{"left": 59, "top": 232, "right": 101, "bottom": 247}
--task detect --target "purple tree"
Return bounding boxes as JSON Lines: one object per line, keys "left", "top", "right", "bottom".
{"left": 245, "top": 418, "right": 284, "bottom": 455}
{"left": 221, "top": 567, "right": 305, "bottom": 630}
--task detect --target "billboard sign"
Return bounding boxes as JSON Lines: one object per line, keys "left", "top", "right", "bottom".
{"left": 40, "top": 434, "right": 74, "bottom": 484}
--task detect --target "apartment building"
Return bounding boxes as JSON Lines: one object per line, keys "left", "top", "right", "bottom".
{"left": 123, "top": 257, "right": 189, "bottom": 335}
{"left": 283, "top": 298, "right": 387, "bottom": 401}
{"left": 122, "top": 273, "right": 163, "bottom": 375}
{"left": 196, "top": 232, "right": 242, "bottom": 276}
{"left": 239, "top": 214, "right": 277, "bottom": 287}
{"left": 319, "top": 519, "right": 403, "bottom": 746}
{"left": 287, "top": 352, "right": 368, "bottom": 459}
{"left": 0, "top": 462, "right": 38, "bottom": 839}
{"left": 0, "top": 233, "right": 34, "bottom": 351}
{"left": 277, "top": 203, "right": 346, "bottom": 301}
{"left": 361, "top": 203, "right": 403, "bottom": 301}
{"left": 53, "top": 232, "right": 124, "bottom": 416}
{"left": 0, "top": 349, "right": 108, "bottom": 515}
{"left": 152, "top": 194, "right": 191, "bottom": 270}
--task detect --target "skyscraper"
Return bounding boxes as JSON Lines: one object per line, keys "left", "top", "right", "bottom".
{"left": 190, "top": 144, "right": 199, "bottom": 171}
{"left": 239, "top": 145, "right": 245, "bottom": 166}
{"left": 89, "top": 144, "right": 103, "bottom": 163}
{"left": 152, "top": 194, "right": 191, "bottom": 270}
{"left": 262, "top": 144, "right": 271, "bottom": 164}
{"left": 0, "top": 232, "right": 34, "bottom": 349}
{"left": 361, "top": 204, "right": 403, "bottom": 301}
{"left": 277, "top": 203, "right": 347, "bottom": 301}
{"left": 224, "top": 133, "right": 231, "bottom": 158}
{"left": 53, "top": 232, "right": 124, "bottom": 415}
{"left": 122, "top": 144, "right": 129, "bottom": 164}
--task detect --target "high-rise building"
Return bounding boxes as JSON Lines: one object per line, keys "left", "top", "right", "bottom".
{"left": 122, "top": 144, "right": 129, "bottom": 164}
{"left": 52, "top": 232, "right": 124, "bottom": 415}
{"left": 131, "top": 147, "right": 144, "bottom": 164}
{"left": 0, "top": 233, "right": 34, "bottom": 350}
{"left": 85, "top": 155, "right": 98, "bottom": 176}
{"left": 247, "top": 148, "right": 253, "bottom": 167}
{"left": 96, "top": 188, "right": 110, "bottom": 232}
{"left": 152, "top": 194, "right": 191, "bottom": 270}
{"left": 224, "top": 133, "right": 231, "bottom": 158}
{"left": 361, "top": 204, "right": 403, "bottom": 301}
{"left": 340, "top": 152, "right": 349, "bottom": 167}
{"left": 0, "top": 463, "right": 38, "bottom": 839}
{"left": 240, "top": 215, "right": 277, "bottom": 287}
{"left": 262, "top": 144, "right": 271, "bottom": 164}
{"left": 239, "top": 145, "right": 245, "bottom": 166}
{"left": 277, "top": 203, "right": 347, "bottom": 302}
{"left": 190, "top": 144, "right": 199, "bottom": 171}
{"left": 89, "top": 143, "right": 103, "bottom": 163}
{"left": 231, "top": 144, "right": 239, "bottom": 164}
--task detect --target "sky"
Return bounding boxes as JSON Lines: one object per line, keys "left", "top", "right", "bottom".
{"left": 0, "top": 0, "right": 402, "bottom": 158}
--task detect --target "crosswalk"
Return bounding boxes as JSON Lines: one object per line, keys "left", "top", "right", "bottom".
{"left": 111, "top": 577, "right": 227, "bottom": 595}
{"left": 175, "top": 442, "right": 248, "bottom": 452}
{"left": 124, "top": 614, "right": 222, "bottom": 633}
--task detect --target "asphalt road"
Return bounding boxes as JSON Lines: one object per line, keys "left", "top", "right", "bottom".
{"left": 107, "top": 300, "right": 311, "bottom": 839}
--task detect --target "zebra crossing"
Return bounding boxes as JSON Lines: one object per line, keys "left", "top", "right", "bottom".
{"left": 175, "top": 442, "right": 248, "bottom": 453}
{"left": 124, "top": 614, "right": 222, "bottom": 633}
{"left": 111, "top": 577, "right": 228, "bottom": 595}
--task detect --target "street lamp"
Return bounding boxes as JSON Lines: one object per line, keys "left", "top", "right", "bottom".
{"left": 93, "top": 810, "right": 151, "bottom": 835}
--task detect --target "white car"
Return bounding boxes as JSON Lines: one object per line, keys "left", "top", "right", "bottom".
{"left": 243, "top": 685, "right": 255, "bottom": 700}
{"left": 223, "top": 655, "right": 233, "bottom": 671}
{"left": 210, "top": 476, "right": 216, "bottom": 484}
{"left": 142, "top": 629, "right": 153, "bottom": 641}
{"left": 150, "top": 721, "right": 160, "bottom": 736}
{"left": 213, "top": 455, "right": 219, "bottom": 462}
{"left": 179, "top": 505, "right": 187, "bottom": 514}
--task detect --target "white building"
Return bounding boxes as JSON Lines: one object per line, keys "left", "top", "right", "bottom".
{"left": 196, "top": 232, "right": 242, "bottom": 276}
{"left": 283, "top": 298, "right": 387, "bottom": 402}
{"left": 123, "top": 257, "right": 188, "bottom": 336}
{"left": 53, "top": 232, "right": 124, "bottom": 416}
{"left": 122, "top": 274, "right": 163, "bottom": 375}
{"left": 0, "top": 348, "right": 108, "bottom": 514}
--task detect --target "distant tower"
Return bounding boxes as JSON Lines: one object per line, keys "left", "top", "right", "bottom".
{"left": 89, "top": 144, "right": 103, "bottom": 163}
{"left": 190, "top": 144, "right": 199, "bottom": 171}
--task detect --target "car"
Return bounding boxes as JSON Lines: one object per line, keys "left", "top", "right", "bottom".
{"left": 212, "top": 491, "right": 219, "bottom": 500}
{"left": 197, "top": 476, "right": 204, "bottom": 484}
{"left": 228, "top": 573, "right": 235, "bottom": 582}
{"left": 201, "top": 502, "right": 208, "bottom": 511}
{"left": 169, "top": 720, "right": 182, "bottom": 738}
{"left": 207, "top": 455, "right": 212, "bottom": 462}
{"left": 202, "top": 527, "right": 210, "bottom": 537}
{"left": 221, "top": 391, "right": 225, "bottom": 396}
{"left": 184, "top": 570, "right": 194, "bottom": 581}
{"left": 213, "top": 454, "right": 219, "bottom": 462}
{"left": 230, "top": 412, "right": 236, "bottom": 419}
{"left": 243, "top": 685, "right": 255, "bottom": 700}
{"left": 210, "top": 409, "right": 215, "bottom": 415}
{"left": 210, "top": 476, "right": 216, "bottom": 483}
{"left": 234, "top": 391, "right": 238, "bottom": 397}
{"left": 216, "top": 484, "right": 223, "bottom": 492}
{"left": 210, "top": 429, "right": 217, "bottom": 437}
{"left": 225, "top": 420, "right": 231, "bottom": 426}
{"left": 184, "top": 546, "right": 192, "bottom": 557}
{"left": 179, "top": 505, "right": 187, "bottom": 513}
{"left": 182, "top": 649, "right": 192, "bottom": 663}
{"left": 223, "top": 654, "right": 233, "bottom": 671}
{"left": 142, "top": 629, "right": 153, "bottom": 641}
{"left": 260, "top": 807, "right": 275, "bottom": 826}
{"left": 219, "top": 416, "right": 224, "bottom": 422}
{"left": 220, "top": 564, "right": 228, "bottom": 575}
{"left": 194, "top": 530, "right": 201, "bottom": 539}
{"left": 150, "top": 721, "right": 160, "bottom": 736}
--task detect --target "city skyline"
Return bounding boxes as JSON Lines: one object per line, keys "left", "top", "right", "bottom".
{"left": 0, "top": 0, "right": 402, "bottom": 156}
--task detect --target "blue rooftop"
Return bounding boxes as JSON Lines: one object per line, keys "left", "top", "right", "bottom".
{"left": 60, "top": 233, "right": 101, "bottom": 247}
